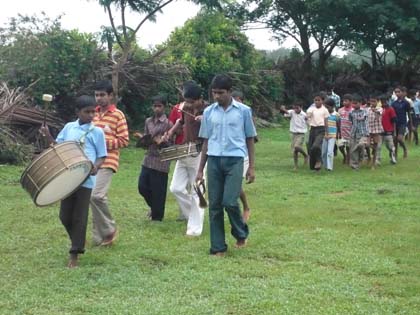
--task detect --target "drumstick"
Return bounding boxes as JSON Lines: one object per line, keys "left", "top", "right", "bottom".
{"left": 42, "top": 94, "right": 53, "bottom": 126}
{"left": 169, "top": 103, "right": 196, "bottom": 119}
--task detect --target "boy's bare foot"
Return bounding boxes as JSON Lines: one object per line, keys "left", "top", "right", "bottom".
{"left": 314, "top": 161, "right": 321, "bottom": 170}
{"left": 243, "top": 209, "right": 250, "bottom": 223}
{"left": 234, "top": 239, "right": 247, "bottom": 249}
{"left": 67, "top": 253, "right": 78, "bottom": 268}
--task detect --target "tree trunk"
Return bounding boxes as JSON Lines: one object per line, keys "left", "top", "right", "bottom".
{"left": 111, "top": 44, "right": 131, "bottom": 102}
{"left": 371, "top": 47, "right": 377, "bottom": 70}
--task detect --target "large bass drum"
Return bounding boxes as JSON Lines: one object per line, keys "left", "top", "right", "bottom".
{"left": 20, "top": 141, "right": 92, "bottom": 207}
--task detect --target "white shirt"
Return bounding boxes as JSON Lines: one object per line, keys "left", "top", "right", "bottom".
{"left": 285, "top": 110, "right": 307, "bottom": 133}
{"left": 307, "top": 105, "right": 330, "bottom": 127}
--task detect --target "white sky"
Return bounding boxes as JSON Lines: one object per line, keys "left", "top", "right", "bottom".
{"left": 0, "top": 0, "right": 285, "bottom": 51}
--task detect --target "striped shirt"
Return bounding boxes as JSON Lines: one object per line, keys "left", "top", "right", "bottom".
{"left": 338, "top": 106, "right": 352, "bottom": 140}
{"left": 93, "top": 104, "right": 129, "bottom": 172}
{"left": 142, "top": 114, "right": 172, "bottom": 173}
{"left": 326, "top": 113, "right": 338, "bottom": 138}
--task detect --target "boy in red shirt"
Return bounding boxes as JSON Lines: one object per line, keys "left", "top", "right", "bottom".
{"left": 381, "top": 95, "right": 397, "bottom": 164}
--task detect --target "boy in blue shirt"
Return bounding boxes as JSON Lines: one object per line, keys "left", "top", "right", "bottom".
{"left": 41, "top": 96, "right": 107, "bottom": 268}
{"left": 322, "top": 99, "right": 339, "bottom": 171}
{"left": 197, "top": 74, "right": 257, "bottom": 256}
{"left": 392, "top": 86, "right": 412, "bottom": 158}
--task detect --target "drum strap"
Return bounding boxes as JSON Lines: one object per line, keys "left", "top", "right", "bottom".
{"left": 79, "top": 124, "right": 95, "bottom": 147}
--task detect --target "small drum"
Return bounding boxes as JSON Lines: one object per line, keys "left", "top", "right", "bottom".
{"left": 21, "top": 141, "right": 92, "bottom": 207}
{"left": 159, "top": 142, "right": 202, "bottom": 161}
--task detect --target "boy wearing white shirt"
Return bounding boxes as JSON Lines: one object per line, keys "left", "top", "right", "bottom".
{"left": 280, "top": 101, "right": 308, "bottom": 169}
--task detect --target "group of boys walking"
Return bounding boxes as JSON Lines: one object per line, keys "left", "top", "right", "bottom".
{"left": 137, "top": 75, "right": 256, "bottom": 256}
{"left": 282, "top": 86, "right": 416, "bottom": 171}
{"left": 42, "top": 74, "right": 256, "bottom": 267}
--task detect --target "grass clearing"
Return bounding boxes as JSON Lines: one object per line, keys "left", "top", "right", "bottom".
{"left": 0, "top": 127, "right": 419, "bottom": 314}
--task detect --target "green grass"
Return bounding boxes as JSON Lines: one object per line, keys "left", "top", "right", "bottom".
{"left": 0, "top": 127, "right": 419, "bottom": 314}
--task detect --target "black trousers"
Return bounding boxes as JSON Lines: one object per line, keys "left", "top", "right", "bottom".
{"left": 60, "top": 186, "right": 92, "bottom": 254}
{"left": 138, "top": 166, "right": 168, "bottom": 221}
{"left": 308, "top": 126, "right": 325, "bottom": 169}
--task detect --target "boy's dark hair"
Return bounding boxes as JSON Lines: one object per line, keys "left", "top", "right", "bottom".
{"left": 76, "top": 95, "right": 96, "bottom": 110}
{"left": 293, "top": 100, "right": 304, "bottom": 108}
{"left": 313, "top": 92, "right": 326, "bottom": 100}
{"left": 324, "top": 98, "right": 335, "bottom": 108}
{"left": 408, "top": 89, "right": 416, "bottom": 98}
{"left": 152, "top": 95, "right": 167, "bottom": 106}
{"left": 183, "top": 83, "right": 202, "bottom": 100}
{"left": 94, "top": 80, "right": 113, "bottom": 94}
{"left": 351, "top": 94, "right": 362, "bottom": 103}
{"left": 343, "top": 93, "right": 353, "bottom": 101}
{"left": 395, "top": 85, "right": 407, "bottom": 92}
{"left": 378, "top": 94, "right": 390, "bottom": 103}
{"left": 232, "top": 90, "right": 244, "bottom": 99}
{"left": 211, "top": 74, "right": 233, "bottom": 90}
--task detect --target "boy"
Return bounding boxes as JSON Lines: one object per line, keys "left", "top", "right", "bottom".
{"left": 40, "top": 96, "right": 107, "bottom": 268}
{"left": 280, "top": 101, "right": 308, "bottom": 170}
{"left": 91, "top": 80, "right": 129, "bottom": 246}
{"left": 337, "top": 94, "right": 353, "bottom": 164}
{"left": 349, "top": 94, "right": 369, "bottom": 170}
{"left": 196, "top": 74, "right": 256, "bottom": 256}
{"left": 412, "top": 89, "right": 420, "bottom": 145}
{"left": 367, "top": 96, "right": 383, "bottom": 168}
{"left": 380, "top": 95, "right": 397, "bottom": 164}
{"left": 391, "top": 86, "right": 412, "bottom": 158}
{"left": 138, "top": 96, "right": 173, "bottom": 221}
{"left": 322, "top": 99, "right": 338, "bottom": 171}
{"left": 407, "top": 89, "right": 419, "bottom": 145}
{"left": 306, "top": 93, "right": 330, "bottom": 170}
{"left": 167, "top": 82, "right": 206, "bottom": 236}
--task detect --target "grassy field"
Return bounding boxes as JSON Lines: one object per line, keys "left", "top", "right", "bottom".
{"left": 0, "top": 127, "right": 419, "bottom": 315}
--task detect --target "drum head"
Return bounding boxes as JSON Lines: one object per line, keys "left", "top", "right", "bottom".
{"left": 35, "top": 161, "right": 92, "bottom": 206}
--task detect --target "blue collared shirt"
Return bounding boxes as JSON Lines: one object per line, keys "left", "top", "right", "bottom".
{"left": 56, "top": 120, "right": 107, "bottom": 189}
{"left": 199, "top": 98, "right": 257, "bottom": 157}
{"left": 414, "top": 99, "right": 420, "bottom": 116}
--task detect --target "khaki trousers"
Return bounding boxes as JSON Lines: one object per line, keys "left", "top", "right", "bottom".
{"left": 90, "top": 168, "right": 116, "bottom": 245}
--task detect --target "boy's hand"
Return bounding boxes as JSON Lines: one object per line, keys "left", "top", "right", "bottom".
{"left": 91, "top": 164, "right": 98, "bottom": 175}
{"left": 195, "top": 170, "right": 204, "bottom": 184}
{"left": 39, "top": 124, "right": 51, "bottom": 138}
{"left": 246, "top": 166, "right": 255, "bottom": 184}
{"left": 195, "top": 115, "right": 203, "bottom": 122}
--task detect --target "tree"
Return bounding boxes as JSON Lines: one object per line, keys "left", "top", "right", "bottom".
{"left": 92, "top": 0, "right": 222, "bottom": 100}
{"left": 0, "top": 14, "right": 106, "bottom": 119}
{"left": 162, "top": 11, "right": 284, "bottom": 118}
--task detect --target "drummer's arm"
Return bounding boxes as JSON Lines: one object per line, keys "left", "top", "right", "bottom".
{"left": 91, "top": 157, "right": 105, "bottom": 175}
{"left": 40, "top": 124, "right": 57, "bottom": 146}
{"left": 166, "top": 119, "right": 182, "bottom": 139}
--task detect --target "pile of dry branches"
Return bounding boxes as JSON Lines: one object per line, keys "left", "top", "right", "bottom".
{"left": 0, "top": 82, "right": 64, "bottom": 161}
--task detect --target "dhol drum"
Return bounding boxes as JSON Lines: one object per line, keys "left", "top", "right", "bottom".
{"left": 21, "top": 141, "right": 92, "bottom": 207}
{"left": 158, "top": 142, "right": 202, "bottom": 161}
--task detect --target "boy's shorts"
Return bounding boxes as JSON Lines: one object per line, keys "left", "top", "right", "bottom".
{"left": 337, "top": 138, "right": 350, "bottom": 147}
{"left": 396, "top": 125, "right": 406, "bottom": 136}
{"left": 291, "top": 133, "right": 305, "bottom": 152}
{"left": 370, "top": 133, "right": 382, "bottom": 145}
